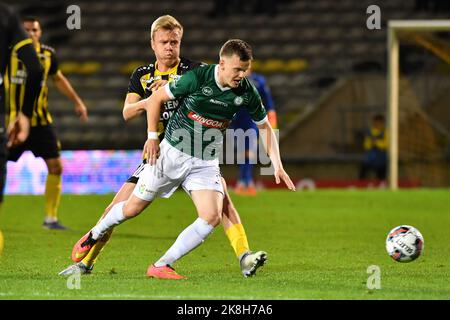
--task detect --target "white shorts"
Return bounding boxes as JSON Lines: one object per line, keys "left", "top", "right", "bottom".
{"left": 133, "top": 139, "right": 224, "bottom": 202}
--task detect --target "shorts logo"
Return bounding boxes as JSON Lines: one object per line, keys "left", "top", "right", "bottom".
{"left": 234, "top": 96, "right": 243, "bottom": 106}
{"left": 202, "top": 86, "right": 213, "bottom": 96}
{"left": 188, "top": 111, "right": 229, "bottom": 129}
{"left": 139, "top": 183, "right": 155, "bottom": 196}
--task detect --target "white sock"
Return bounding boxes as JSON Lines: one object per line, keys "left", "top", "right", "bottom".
{"left": 44, "top": 216, "right": 57, "bottom": 223}
{"left": 91, "top": 201, "right": 126, "bottom": 240}
{"left": 154, "top": 218, "right": 214, "bottom": 267}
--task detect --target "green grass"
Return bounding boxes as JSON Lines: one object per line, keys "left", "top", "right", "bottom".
{"left": 0, "top": 190, "right": 449, "bottom": 300}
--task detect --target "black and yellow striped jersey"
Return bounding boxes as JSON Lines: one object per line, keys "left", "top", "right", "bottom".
{"left": 5, "top": 42, "right": 59, "bottom": 127}
{"left": 127, "top": 56, "right": 205, "bottom": 139}
{"left": 1, "top": 3, "right": 42, "bottom": 131}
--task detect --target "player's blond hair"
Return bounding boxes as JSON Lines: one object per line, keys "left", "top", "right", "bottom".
{"left": 150, "top": 15, "right": 183, "bottom": 41}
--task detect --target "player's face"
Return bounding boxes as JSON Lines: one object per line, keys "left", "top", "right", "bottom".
{"left": 151, "top": 28, "right": 182, "bottom": 68}
{"left": 23, "top": 21, "right": 42, "bottom": 44}
{"left": 219, "top": 54, "right": 251, "bottom": 88}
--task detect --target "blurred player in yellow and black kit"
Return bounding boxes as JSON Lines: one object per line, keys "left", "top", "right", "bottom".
{"left": 0, "top": 4, "right": 43, "bottom": 255}
{"left": 6, "top": 17, "right": 88, "bottom": 230}
{"left": 59, "top": 15, "right": 267, "bottom": 278}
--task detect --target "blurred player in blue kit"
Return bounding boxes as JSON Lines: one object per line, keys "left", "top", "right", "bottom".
{"left": 231, "top": 68, "right": 277, "bottom": 196}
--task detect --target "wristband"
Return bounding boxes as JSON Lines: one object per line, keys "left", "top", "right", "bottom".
{"left": 147, "top": 131, "right": 158, "bottom": 140}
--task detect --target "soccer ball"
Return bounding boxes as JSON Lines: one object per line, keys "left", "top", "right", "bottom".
{"left": 386, "top": 225, "right": 424, "bottom": 263}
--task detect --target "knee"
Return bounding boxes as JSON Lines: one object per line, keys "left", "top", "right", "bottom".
{"left": 48, "top": 162, "right": 63, "bottom": 175}
{"left": 121, "top": 198, "right": 150, "bottom": 219}
{"left": 220, "top": 177, "right": 228, "bottom": 193}
{"left": 122, "top": 203, "right": 141, "bottom": 219}
{"left": 204, "top": 212, "right": 222, "bottom": 227}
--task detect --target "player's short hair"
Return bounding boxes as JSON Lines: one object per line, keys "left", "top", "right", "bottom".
{"left": 150, "top": 15, "right": 183, "bottom": 41}
{"left": 22, "top": 16, "right": 40, "bottom": 24}
{"left": 373, "top": 114, "right": 385, "bottom": 122}
{"left": 220, "top": 39, "right": 253, "bottom": 61}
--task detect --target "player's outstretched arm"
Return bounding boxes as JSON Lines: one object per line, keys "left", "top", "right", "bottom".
{"left": 122, "top": 93, "right": 145, "bottom": 121}
{"left": 257, "top": 120, "right": 296, "bottom": 191}
{"left": 143, "top": 87, "right": 171, "bottom": 165}
{"left": 123, "top": 81, "right": 169, "bottom": 121}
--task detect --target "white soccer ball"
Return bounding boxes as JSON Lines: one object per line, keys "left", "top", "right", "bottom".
{"left": 385, "top": 225, "right": 424, "bottom": 263}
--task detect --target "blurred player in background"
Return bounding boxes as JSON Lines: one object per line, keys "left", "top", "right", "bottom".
{"left": 6, "top": 17, "right": 88, "bottom": 230}
{"left": 359, "top": 113, "right": 388, "bottom": 181}
{"left": 69, "top": 39, "right": 296, "bottom": 280}
{"left": 231, "top": 68, "right": 277, "bottom": 196}
{"left": 60, "top": 15, "right": 266, "bottom": 278}
{"left": 0, "top": 3, "right": 43, "bottom": 255}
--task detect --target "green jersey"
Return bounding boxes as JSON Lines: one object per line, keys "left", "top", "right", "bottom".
{"left": 164, "top": 64, "right": 267, "bottom": 160}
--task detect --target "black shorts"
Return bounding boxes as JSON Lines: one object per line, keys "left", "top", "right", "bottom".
{"left": 126, "top": 159, "right": 147, "bottom": 184}
{"left": 8, "top": 125, "right": 61, "bottom": 161}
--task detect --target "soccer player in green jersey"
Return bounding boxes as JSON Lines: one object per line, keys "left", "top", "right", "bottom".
{"left": 61, "top": 16, "right": 268, "bottom": 278}
{"left": 72, "top": 39, "right": 295, "bottom": 279}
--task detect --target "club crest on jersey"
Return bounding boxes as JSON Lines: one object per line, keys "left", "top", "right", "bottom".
{"left": 234, "top": 96, "right": 243, "bottom": 106}
{"left": 202, "top": 86, "right": 213, "bottom": 96}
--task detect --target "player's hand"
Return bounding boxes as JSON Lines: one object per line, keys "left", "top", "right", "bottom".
{"left": 149, "top": 80, "right": 168, "bottom": 92}
{"left": 144, "top": 138, "right": 160, "bottom": 165}
{"left": 274, "top": 168, "right": 296, "bottom": 191}
{"left": 6, "top": 112, "right": 30, "bottom": 148}
{"left": 75, "top": 102, "right": 88, "bottom": 122}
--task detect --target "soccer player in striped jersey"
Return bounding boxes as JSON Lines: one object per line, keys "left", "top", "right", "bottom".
{"left": 60, "top": 16, "right": 267, "bottom": 278}
{"left": 6, "top": 17, "right": 88, "bottom": 230}
{"left": 69, "top": 39, "right": 295, "bottom": 279}
{"left": 0, "top": 3, "right": 43, "bottom": 256}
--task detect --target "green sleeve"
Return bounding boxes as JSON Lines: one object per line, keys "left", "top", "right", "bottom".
{"left": 166, "top": 69, "right": 199, "bottom": 99}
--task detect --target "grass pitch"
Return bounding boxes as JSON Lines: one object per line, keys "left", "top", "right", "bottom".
{"left": 0, "top": 190, "right": 449, "bottom": 300}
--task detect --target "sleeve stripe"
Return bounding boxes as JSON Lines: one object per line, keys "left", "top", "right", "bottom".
{"left": 253, "top": 115, "right": 268, "bottom": 126}
{"left": 165, "top": 83, "right": 175, "bottom": 100}
{"left": 12, "top": 38, "right": 33, "bottom": 53}
{"left": 126, "top": 92, "right": 143, "bottom": 98}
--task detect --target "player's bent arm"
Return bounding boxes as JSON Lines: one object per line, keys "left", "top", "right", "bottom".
{"left": 7, "top": 42, "right": 43, "bottom": 147}
{"left": 52, "top": 71, "right": 88, "bottom": 121}
{"left": 143, "top": 87, "right": 171, "bottom": 165}
{"left": 257, "top": 119, "right": 296, "bottom": 191}
{"left": 257, "top": 119, "right": 282, "bottom": 171}
{"left": 53, "top": 71, "right": 84, "bottom": 105}
{"left": 122, "top": 93, "right": 144, "bottom": 121}
{"left": 267, "top": 110, "right": 278, "bottom": 129}
{"left": 144, "top": 87, "right": 171, "bottom": 132}
{"left": 16, "top": 42, "right": 43, "bottom": 119}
